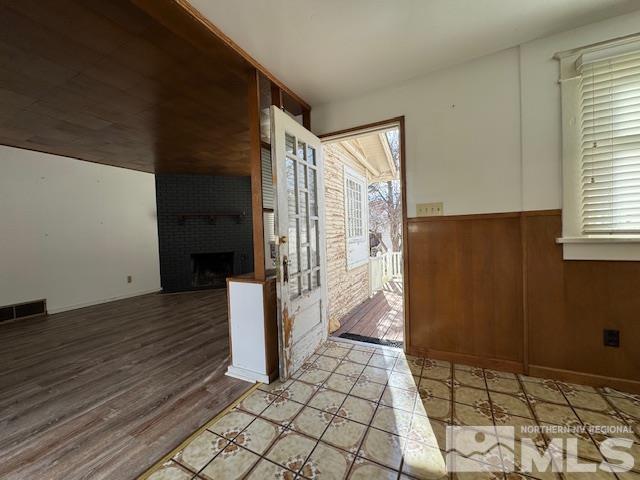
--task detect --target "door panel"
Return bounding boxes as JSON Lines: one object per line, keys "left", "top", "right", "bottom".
{"left": 271, "top": 107, "right": 327, "bottom": 379}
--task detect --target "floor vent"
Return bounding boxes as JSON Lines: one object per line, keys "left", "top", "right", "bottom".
{"left": 0, "top": 299, "right": 47, "bottom": 323}
{"left": 338, "top": 333, "right": 403, "bottom": 349}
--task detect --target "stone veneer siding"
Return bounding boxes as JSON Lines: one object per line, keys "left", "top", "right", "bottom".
{"left": 324, "top": 147, "right": 369, "bottom": 332}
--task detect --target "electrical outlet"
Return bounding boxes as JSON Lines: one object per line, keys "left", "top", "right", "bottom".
{"left": 127, "top": 275, "right": 132, "bottom": 284}
{"left": 416, "top": 202, "right": 444, "bottom": 217}
{"left": 603, "top": 329, "right": 620, "bottom": 347}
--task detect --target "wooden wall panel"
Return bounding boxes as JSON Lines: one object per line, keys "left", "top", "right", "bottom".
{"left": 406, "top": 209, "right": 640, "bottom": 390}
{"left": 525, "top": 212, "right": 640, "bottom": 388}
{"left": 407, "top": 214, "right": 524, "bottom": 369}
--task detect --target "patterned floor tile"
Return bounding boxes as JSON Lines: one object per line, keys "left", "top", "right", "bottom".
{"left": 290, "top": 406, "right": 333, "bottom": 439}
{"left": 485, "top": 369, "right": 518, "bottom": 380}
{"left": 387, "top": 371, "right": 419, "bottom": 392}
{"left": 408, "top": 413, "right": 442, "bottom": 450}
{"left": 325, "top": 372, "right": 358, "bottom": 394}
{"left": 314, "top": 355, "right": 342, "bottom": 372}
{"left": 379, "top": 385, "right": 417, "bottom": 412}
{"left": 283, "top": 380, "right": 320, "bottom": 404}
{"left": 498, "top": 437, "right": 561, "bottom": 480}
{"left": 335, "top": 360, "right": 366, "bottom": 377}
{"left": 490, "top": 391, "right": 533, "bottom": 419}
{"left": 350, "top": 377, "right": 385, "bottom": 402}
{"left": 454, "top": 386, "right": 490, "bottom": 407}
{"left": 574, "top": 408, "right": 637, "bottom": 441}
{"left": 309, "top": 388, "right": 347, "bottom": 414}
{"left": 235, "top": 417, "right": 282, "bottom": 455}
{"left": 238, "top": 388, "right": 276, "bottom": 413}
{"left": 564, "top": 390, "right": 610, "bottom": 412}
{"left": 423, "top": 358, "right": 451, "bottom": 369}
{"left": 420, "top": 365, "right": 453, "bottom": 382}
{"left": 485, "top": 375, "right": 522, "bottom": 395}
{"left": 245, "top": 458, "right": 297, "bottom": 480}
{"left": 533, "top": 402, "right": 580, "bottom": 427}
{"left": 368, "top": 353, "right": 397, "bottom": 370}
{"left": 351, "top": 343, "right": 377, "bottom": 353}
{"left": 371, "top": 405, "right": 413, "bottom": 437}
{"left": 173, "top": 430, "right": 227, "bottom": 473}
{"left": 297, "top": 367, "right": 332, "bottom": 386}
{"left": 402, "top": 439, "right": 447, "bottom": 479}
{"left": 261, "top": 397, "right": 305, "bottom": 426}
{"left": 522, "top": 381, "right": 568, "bottom": 405}
{"left": 375, "top": 347, "right": 400, "bottom": 358}
{"left": 302, "top": 441, "right": 355, "bottom": 479}
{"left": 454, "top": 368, "right": 487, "bottom": 389}
{"left": 493, "top": 413, "right": 539, "bottom": 441}
{"left": 208, "top": 410, "right": 256, "bottom": 440}
{"left": 321, "top": 416, "right": 367, "bottom": 453}
{"left": 361, "top": 365, "right": 393, "bottom": 384}
{"left": 418, "top": 377, "right": 451, "bottom": 401}
{"left": 557, "top": 381, "right": 598, "bottom": 395}
{"left": 541, "top": 428, "right": 604, "bottom": 462}
{"left": 323, "top": 345, "right": 352, "bottom": 359}
{"left": 608, "top": 396, "right": 640, "bottom": 421}
{"left": 266, "top": 430, "right": 318, "bottom": 472}
{"left": 199, "top": 443, "right": 260, "bottom": 480}
{"left": 339, "top": 395, "right": 377, "bottom": 425}
{"left": 346, "top": 349, "right": 374, "bottom": 365}
{"left": 359, "top": 427, "right": 405, "bottom": 470}
{"left": 148, "top": 461, "right": 194, "bottom": 480}
{"left": 348, "top": 458, "right": 398, "bottom": 479}
{"left": 145, "top": 342, "right": 640, "bottom": 480}
{"left": 415, "top": 395, "right": 452, "bottom": 422}
{"left": 452, "top": 402, "right": 496, "bottom": 427}
{"left": 259, "top": 378, "right": 293, "bottom": 395}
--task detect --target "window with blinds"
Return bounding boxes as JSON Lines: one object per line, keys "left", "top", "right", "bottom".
{"left": 579, "top": 49, "right": 640, "bottom": 235}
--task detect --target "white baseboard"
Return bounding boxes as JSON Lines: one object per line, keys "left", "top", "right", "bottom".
{"left": 226, "top": 365, "right": 270, "bottom": 384}
{"left": 47, "top": 288, "right": 161, "bottom": 314}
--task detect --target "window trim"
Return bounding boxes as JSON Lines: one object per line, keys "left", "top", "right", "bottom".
{"left": 343, "top": 164, "right": 369, "bottom": 269}
{"left": 557, "top": 36, "right": 640, "bottom": 261}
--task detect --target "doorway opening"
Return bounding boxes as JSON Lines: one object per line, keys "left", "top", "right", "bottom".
{"left": 321, "top": 119, "right": 406, "bottom": 348}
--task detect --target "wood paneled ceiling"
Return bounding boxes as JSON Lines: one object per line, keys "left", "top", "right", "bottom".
{"left": 0, "top": 0, "right": 257, "bottom": 175}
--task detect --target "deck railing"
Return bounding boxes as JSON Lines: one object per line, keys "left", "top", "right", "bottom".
{"left": 369, "top": 251, "right": 403, "bottom": 296}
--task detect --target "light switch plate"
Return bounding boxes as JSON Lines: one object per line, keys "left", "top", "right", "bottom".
{"left": 416, "top": 202, "right": 443, "bottom": 217}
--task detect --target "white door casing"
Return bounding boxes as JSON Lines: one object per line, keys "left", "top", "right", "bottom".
{"left": 271, "top": 106, "right": 328, "bottom": 380}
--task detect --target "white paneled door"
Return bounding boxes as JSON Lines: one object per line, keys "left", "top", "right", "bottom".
{"left": 271, "top": 106, "right": 328, "bottom": 380}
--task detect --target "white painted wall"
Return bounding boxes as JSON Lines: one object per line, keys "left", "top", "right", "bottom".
{"left": 312, "top": 10, "right": 640, "bottom": 216}
{"left": 0, "top": 146, "right": 161, "bottom": 313}
{"left": 313, "top": 48, "right": 522, "bottom": 217}
{"left": 520, "top": 10, "right": 640, "bottom": 211}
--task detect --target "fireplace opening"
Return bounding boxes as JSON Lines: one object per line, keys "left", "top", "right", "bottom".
{"left": 191, "top": 252, "right": 234, "bottom": 289}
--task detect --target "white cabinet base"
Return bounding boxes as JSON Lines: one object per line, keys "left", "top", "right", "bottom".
{"left": 226, "top": 276, "right": 279, "bottom": 384}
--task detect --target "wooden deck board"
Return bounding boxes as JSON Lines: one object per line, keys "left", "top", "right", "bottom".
{"left": 333, "top": 281, "right": 404, "bottom": 343}
{"left": 0, "top": 290, "right": 251, "bottom": 480}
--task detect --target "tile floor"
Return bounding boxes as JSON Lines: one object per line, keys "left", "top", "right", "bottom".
{"left": 145, "top": 340, "right": 640, "bottom": 480}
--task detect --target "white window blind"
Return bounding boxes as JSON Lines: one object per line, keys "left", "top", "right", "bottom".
{"left": 579, "top": 49, "right": 640, "bottom": 235}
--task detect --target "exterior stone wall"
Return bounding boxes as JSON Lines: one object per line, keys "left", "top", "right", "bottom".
{"left": 324, "top": 146, "right": 369, "bottom": 332}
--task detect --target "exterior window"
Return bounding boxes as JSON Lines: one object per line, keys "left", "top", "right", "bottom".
{"left": 558, "top": 39, "right": 640, "bottom": 260}
{"left": 346, "top": 177, "right": 363, "bottom": 239}
{"left": 344, "top": 165, "right": 368, "bottom": 268}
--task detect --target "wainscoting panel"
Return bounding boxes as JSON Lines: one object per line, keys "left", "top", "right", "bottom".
{"left": 524, "top": 212, "right": 640, "bottom": 390}
{"left": 406, "top": 210, "right": 640, "bottom": 391}
{"left": 407, "top": 213, "right": 524, "bottom": 368}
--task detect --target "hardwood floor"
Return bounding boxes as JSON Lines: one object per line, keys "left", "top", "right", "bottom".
{"left": 333, "top": 280, "right": 404, "bottom": 343}
{"left": 0, "top": 290, "right": 251, "bottom": 480}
